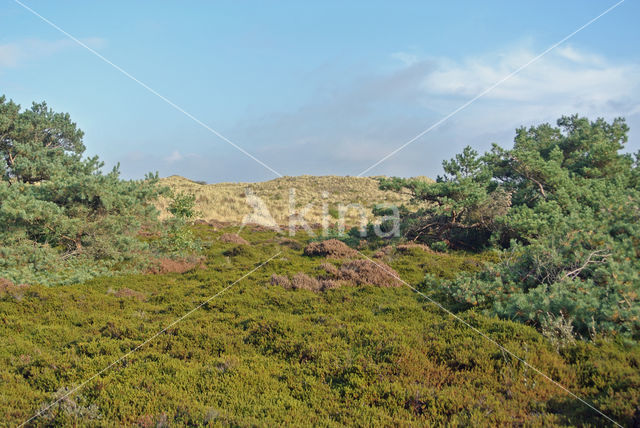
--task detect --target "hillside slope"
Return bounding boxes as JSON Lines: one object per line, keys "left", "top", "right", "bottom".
{"left": 1, "top": 224, "right": 638, "bottom": 426}
{"left": 157, "top": 175, "right": 424, "bottom": 226}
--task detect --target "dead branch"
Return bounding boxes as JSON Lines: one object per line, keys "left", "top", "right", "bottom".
{"left": 563, "top": 250, "right": 611, "bottom": 279}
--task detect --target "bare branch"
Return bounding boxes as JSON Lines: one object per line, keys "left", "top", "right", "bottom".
{"left": 563, "top": 250, "right": 611, "bottom": 279}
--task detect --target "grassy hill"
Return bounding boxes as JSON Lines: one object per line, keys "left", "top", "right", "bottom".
{"left": 157, "top": 175, "right": 424, "bottom": 226}
{"left": 1, "top": 224, "right": 638, "bottom": 426}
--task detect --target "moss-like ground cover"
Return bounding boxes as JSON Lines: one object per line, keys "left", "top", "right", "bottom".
{"left": 1, "top": 225, "right": 638, "bottom": 426}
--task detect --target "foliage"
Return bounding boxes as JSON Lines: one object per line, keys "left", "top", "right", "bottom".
{"left": 379, "top": 146, "right": 507, "bottom": 249}
{"left": 0, "top": 225, "right": 638, "bottom": 426}
{"left": 167, "top": 192, "right": 197, "bottom": 220}
{"left": 382, "top": 115, "right": 640, "bottom": 337}
{"left": 153, "top": 192, "right": 201, "bottom": 256}
{"left": 0, "top": 96, "right": 196, "bottom": 285}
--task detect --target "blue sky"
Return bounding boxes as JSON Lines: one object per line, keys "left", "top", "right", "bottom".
{"left": 1, "top": 0, "right": 639, "bottom": 182}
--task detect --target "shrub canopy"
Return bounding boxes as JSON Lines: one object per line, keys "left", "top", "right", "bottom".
{"left": 381, "top": 115, "right": 640, "bottom": 337}
{"left": 0, "top": 96, "right": 182, "bottom": 285}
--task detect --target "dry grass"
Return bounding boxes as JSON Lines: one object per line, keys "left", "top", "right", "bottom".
{"left": 317, "top": 262, "right": 339, "bottom": 278}
{"left": 303, "top": 239, "right": 358, "bottom": 258}
{"left": 273, "top": 258, "right": 404, "bottom": 291}
{"left": 270, "top": 274, "right": 292, "bottom": 288}
{"left": 271, "top": 272, "right": 342, "bottom": 293}
{"left": 290, "top": 273, "right": 323, "bottom": 292}
{"left": 157, "top": 175, "right": 427, "bottom": 227}
{"left": 338, "top": 260, "right": 404, "bottom": 288}
{"left": 219, "top": 233, "right": 249, "bottom": 245}
{"left": 395, "top": 243, "right": 433, "bottom": 253}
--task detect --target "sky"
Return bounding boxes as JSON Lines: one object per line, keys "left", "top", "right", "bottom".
{"left": 1, "top": 0, "right": 639, "bottom": 183}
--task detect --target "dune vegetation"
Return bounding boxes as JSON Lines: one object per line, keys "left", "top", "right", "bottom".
{"left": 155, "top": 175, "right": 423, "bottom": 227}
{"left": 2, "top": 97, "right": 639, "bottom": 426}
{"left": 2, "top": 224, "right": 639, "bottom": 426}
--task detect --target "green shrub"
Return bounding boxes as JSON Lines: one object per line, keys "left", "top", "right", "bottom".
{"left": 0, "top": 95, "right": 199, "bottom": 285}
{"left": 384, "top": 115, "right": 640, "bottom": 337}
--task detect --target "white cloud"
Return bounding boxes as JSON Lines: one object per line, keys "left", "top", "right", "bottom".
{"left": 421, "top": 44, "right": 639, "bottom": 109}
{"left": 391, "top": 51, "right": 419, "bottom": 67}
{"left": 224, "top": 43, "right": 640, "bottom": 180}
{"left": 165, "top": 150, "right": 184, "bottom": 162}
{"left": 117, "top": 42, "right": 640, "bottom": 182}
{"left": 555, "top": 45, "right": 605, "bottom": 65}
{"left": 411, "top": 44, "right": 640, "bottom": 152}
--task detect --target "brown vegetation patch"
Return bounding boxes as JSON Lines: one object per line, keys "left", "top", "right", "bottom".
{"left": 136, "top": 413, "right": 169, "bottom": 428}
{"left": 244, "top": 223, "right": 279, "bottom": 232}
{"left": 223, "top": 245, "right": 253, "bottom": 257}
{"left": 373, "top": 245, "right": 394, "bottom": 259}
{"left": 0, "top": 278, "right": 14, "bottom": 292}
{"left": 145, "top": 257, "right": 203, "bottom": 274}
{"left": 303, "top": 239, "right": 357, "bottom": 258}
{"left": 319, "top": 279, "right": 340, "bottom": 290}
{"left": 290, "top": 273, "right": 322, "bottom": 292}
{"left": 317, "top": 262, "right": 339, "bottom": 278}
{"left": 271, "top": 273, "right": 341, "bottom": 292}
{"left": 193, "top": 219, "right": 231, "bottom": 229}
{"left": 277, "top": 238, "right": 303, "bottom": 251}
{"left": 338, "top": 260, "right": 403, "bottom": 287}
{"left": 219, "top": 233, "right": 249, "bottom": 245}
{"left": 270, "top": 274, "right": 291, "bottom": 288}
{"left": 272, "top": 257, "right": 402, "bottom": 292}
{"left": 112, "top": 288, "right": 146, "bottom": 301}
{"left": 396, "top": 243, "right": 433, "bottom": 253}
{"left": 0, "top": 278, "right": 29, "bottom": 299}
{"left": 193, "top": 219, "right": 213, "bottom": 226}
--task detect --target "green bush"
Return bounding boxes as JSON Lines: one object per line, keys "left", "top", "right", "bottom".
{"left": 384, "top": 115, "right": 640, "bottom": 337}
{"left": 0, "top": 95, "right": 197, "bottom": 285}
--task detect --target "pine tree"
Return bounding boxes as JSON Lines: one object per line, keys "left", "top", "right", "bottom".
{"left": 0, "top": 95, "right": 186, "bottom": 285}
{"left": 385, "top": 115, "right": 640, "bottom": 337}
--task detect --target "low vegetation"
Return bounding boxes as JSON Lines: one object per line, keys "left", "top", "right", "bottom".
{"left": 303, "top": 239, "right": 358, "bottom": 258}
{"left": 1, "top": 224, "right": 639, "bottom": 426}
